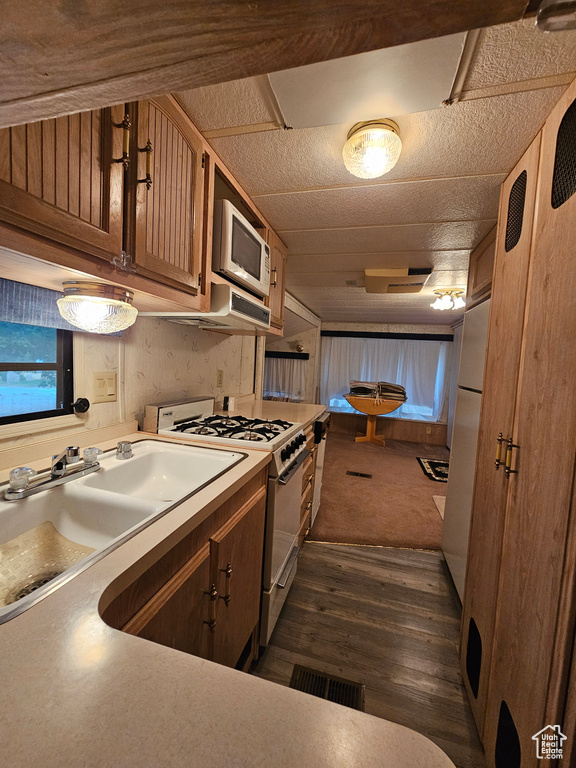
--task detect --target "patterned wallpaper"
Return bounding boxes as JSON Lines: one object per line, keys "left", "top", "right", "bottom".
{"left": 0, "top": 318, "right": 256, "bottom": 451}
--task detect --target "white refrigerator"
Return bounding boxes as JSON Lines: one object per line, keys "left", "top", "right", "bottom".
{"left": 442, "top": 299, "right": 490, "bottom": 600}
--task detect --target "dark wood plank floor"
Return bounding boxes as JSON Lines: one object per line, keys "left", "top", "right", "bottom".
{"left": 252, "top": 543, "right": 486, "bottom": 768}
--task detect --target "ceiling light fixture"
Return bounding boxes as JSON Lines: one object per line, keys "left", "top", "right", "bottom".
{"left": 342, "top": 119, "right": 402, "bottom": 179}
{"left": 430, "top": 290, "right": 466, "bottom": 311}
{"left": 57, "top": 281, "right": 138, "bottom": 333}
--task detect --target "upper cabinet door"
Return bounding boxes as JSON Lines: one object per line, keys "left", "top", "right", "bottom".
{"left": 266, "top": 229, "right": 287, "bottom": 329}
{"left": 0, "top": 105, "right": 124, "bottom": 261}
{"left": 132, "top": 96, "right": 204, "bottom": 294}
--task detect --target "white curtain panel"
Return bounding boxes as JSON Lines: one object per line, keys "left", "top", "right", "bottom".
{"left": 320, "top": 336, "right": 452, "bottom": 421}
{"left": 264, "top": 357, "right": 307, "bottom": 401}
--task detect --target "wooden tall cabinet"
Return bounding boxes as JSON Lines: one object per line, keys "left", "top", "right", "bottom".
{"left": 0, "top": 105, "right": 124, "bottom": 261}
{"left": 461, "top": 78, "right": 576, "bottom": 767}
{"left": 460, "top": 134, "right": 541, "bottom": 736}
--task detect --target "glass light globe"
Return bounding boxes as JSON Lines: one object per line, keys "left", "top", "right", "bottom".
{"left": 453, "top": 295, "right": 466, "bottom": 309}
{"left": 431, "top": 297, "right": 444, "bottom": 310}
{"left": 57, "top": 283, "right": 138, "bottom": 333}
{"left": 343, "top": 120, "right": 402, "bottom": 179}
{"left": 440, "top": 294, "right": 454, "bottom": 310}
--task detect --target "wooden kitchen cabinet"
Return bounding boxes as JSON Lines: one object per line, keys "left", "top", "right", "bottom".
{"left": 466, "top": 226, "right": 496, "bottom": 307}
{"left": 101, "top": 469, "right": 267, "bottom": 670}
{"left": 123, "top": 544, "right": 211, "bottom": 659}
{"left": 210, "top": 490, "right": 266, "bottom": 667}
{"left": 0, "top": 104, "right": 124, "bottom": 262}
{"left": 461, "top": 78, "right": 576, "bottom": 768}
{"left": 460, "top": 133, "right": 541, "bottom": 739}
{"left": 0, "top": 95, "right": 208, "bottom": 310}
{"left": 265, "top": 229, "right": 287, "bottom": 330}
{"left": 129, "top": 96, "right": 205, "bottom": 294}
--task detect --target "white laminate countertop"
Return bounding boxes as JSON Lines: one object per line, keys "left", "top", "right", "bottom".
{"left": 0, "top": 430, "right": 455, "bottom": 768}
{"left": 220, "top": 400, "right": 326, "bottom": 431}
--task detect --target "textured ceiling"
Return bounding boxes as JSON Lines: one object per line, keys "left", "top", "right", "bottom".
{"left": 176, "top": 19, "right": 576, "bottom": 325}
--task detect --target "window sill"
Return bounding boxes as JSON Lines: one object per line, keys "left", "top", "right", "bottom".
{"left": 0, "top": 414, "right": 82, "bottom": 441}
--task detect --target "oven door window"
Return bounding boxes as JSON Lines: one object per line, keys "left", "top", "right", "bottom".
{"left": 231, "top": 217, "right": 261, "bottom": 280}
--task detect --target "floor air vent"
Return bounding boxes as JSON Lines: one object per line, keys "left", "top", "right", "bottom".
{"left": 289, "top": 665, "right": 365, "bottom": 711}
{"left": 346, "top": 470, "right": 372, "bottom": 478}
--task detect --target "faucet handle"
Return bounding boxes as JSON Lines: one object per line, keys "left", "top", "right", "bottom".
{"left": 66, "top": 446, "right": 81, "bottom": 464}
{"left": 9, "top": 467, "right": 37, "bottom": 490}
{"left": 83, "top": 447, "right": 103, "bottom": 465}
{"left": 116, "top": 441, "right": 133, "bottom": 460}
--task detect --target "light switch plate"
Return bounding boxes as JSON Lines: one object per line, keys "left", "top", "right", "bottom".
{"left": 92, "top": 371, "right": 117, "bottom": 403}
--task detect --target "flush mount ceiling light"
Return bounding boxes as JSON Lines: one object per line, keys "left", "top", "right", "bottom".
{"left": 342, "top": 119, "right": 402, "bottom": 179}
{"left": 430, "top": 290, "right": 466, "bottom": 311}
{"left": 57, "top": 281, "right": 138, "bottom": 333}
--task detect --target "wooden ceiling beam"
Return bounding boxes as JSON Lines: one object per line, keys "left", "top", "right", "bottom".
{"left": 0, "top": 0, "right": 529, "bottom": 128}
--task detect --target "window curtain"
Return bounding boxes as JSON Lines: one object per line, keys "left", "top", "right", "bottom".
{"left": 0, "top": 278, "right": 122, "bottom": 335}
{"left": 264, "top": 357, "right": 307, "bottom": 401}
{"left": 320, "top": 335, "right": 452, "bottom": 422}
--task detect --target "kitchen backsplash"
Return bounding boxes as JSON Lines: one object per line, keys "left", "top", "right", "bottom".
{"left": 0, "top": 318, "right": 256, "bottom": 452}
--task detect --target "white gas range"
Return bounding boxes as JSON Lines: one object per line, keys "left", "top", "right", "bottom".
{"left": 143, "top": 397, "right": 308, "bottom": 645}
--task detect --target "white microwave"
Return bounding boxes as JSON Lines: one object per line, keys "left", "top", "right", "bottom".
{"left": 212, "top": 199, "right": 270, "bottom": 298}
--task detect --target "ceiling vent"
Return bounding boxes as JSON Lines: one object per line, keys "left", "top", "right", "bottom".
{"left": 364, "top": 268, "right": 432, "bottom": 294}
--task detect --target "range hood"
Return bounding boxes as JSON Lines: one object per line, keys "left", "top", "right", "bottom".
{"left": 140, "top": 283, "right": 271, "bottom": 331}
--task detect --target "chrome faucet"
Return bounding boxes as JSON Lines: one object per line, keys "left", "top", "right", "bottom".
{"left": 51, "top": 446, "right": 81, "bottom": 477}
{"left": 3, "top": 446, "right": 103, "bottom": 501}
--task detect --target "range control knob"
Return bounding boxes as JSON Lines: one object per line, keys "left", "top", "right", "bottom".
{"left": 281, "top": 448, "right": 289, "bottom": 462}
{"left": 298, "top": 434, "right": 306, "bottom": 446}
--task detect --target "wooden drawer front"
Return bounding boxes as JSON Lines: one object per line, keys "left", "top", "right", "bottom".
{"left": 298, "top": 483, "right": 313, "bottom": 548}
{"left": 305, "top": 429, "right": 315, "bottom": 452}
{"left": 0, "top": 105, "right": 123, "bottom": 260}
{"left": 301, "top": 453, "right": 315, "bottom": 494}
{"left": 122, "top": 543, "right": 211, "bottom": 660}
{"left": 301, "top": 481, "right": 313, "bottom": 525}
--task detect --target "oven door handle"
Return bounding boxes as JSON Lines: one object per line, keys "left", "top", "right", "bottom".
{"left": 278, "top": 449, "right": 309, "bottom": 485}
{"left": 277, "top": 547, "right": 298, "bottom": 589}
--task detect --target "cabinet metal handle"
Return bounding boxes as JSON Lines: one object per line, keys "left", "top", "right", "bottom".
{"left": 112, "top": 114, "right": 131, "bottom": 170}
{"left": 495, "top": 432, "right": 504, "bottom": 469}
{"left": 306, "top": 473, "right": 314, "bottom": 483}
{"left": 137, "top": 139, "right": 153, "bottom": 190}
{"left": 271, "top": 268, "right": 277, "bottom": 288}
{"left": 219, "top": 562, "right": 233, "bottom": 607}
{"left": 504, "top": 437, "right": 519, "bottom": 479}
{"left": 306, "top": 501, "right": 312, "bottom": 512}
{"left": 203, "top": 583, "right": 218, "bottom": 631}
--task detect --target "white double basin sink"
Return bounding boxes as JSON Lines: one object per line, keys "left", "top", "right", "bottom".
{"left": 0, "top": 440, "right": 245, "bottom": 621}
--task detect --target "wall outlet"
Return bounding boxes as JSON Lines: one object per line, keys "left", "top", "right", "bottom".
{"left": 216, "top": 369, "right": 223, "bottom": 388}
{"left": 92, "top": 371, "right": 117, "bottom": 403}
{"left": 426, "top": 426, "right": 432, "bottom": 434}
